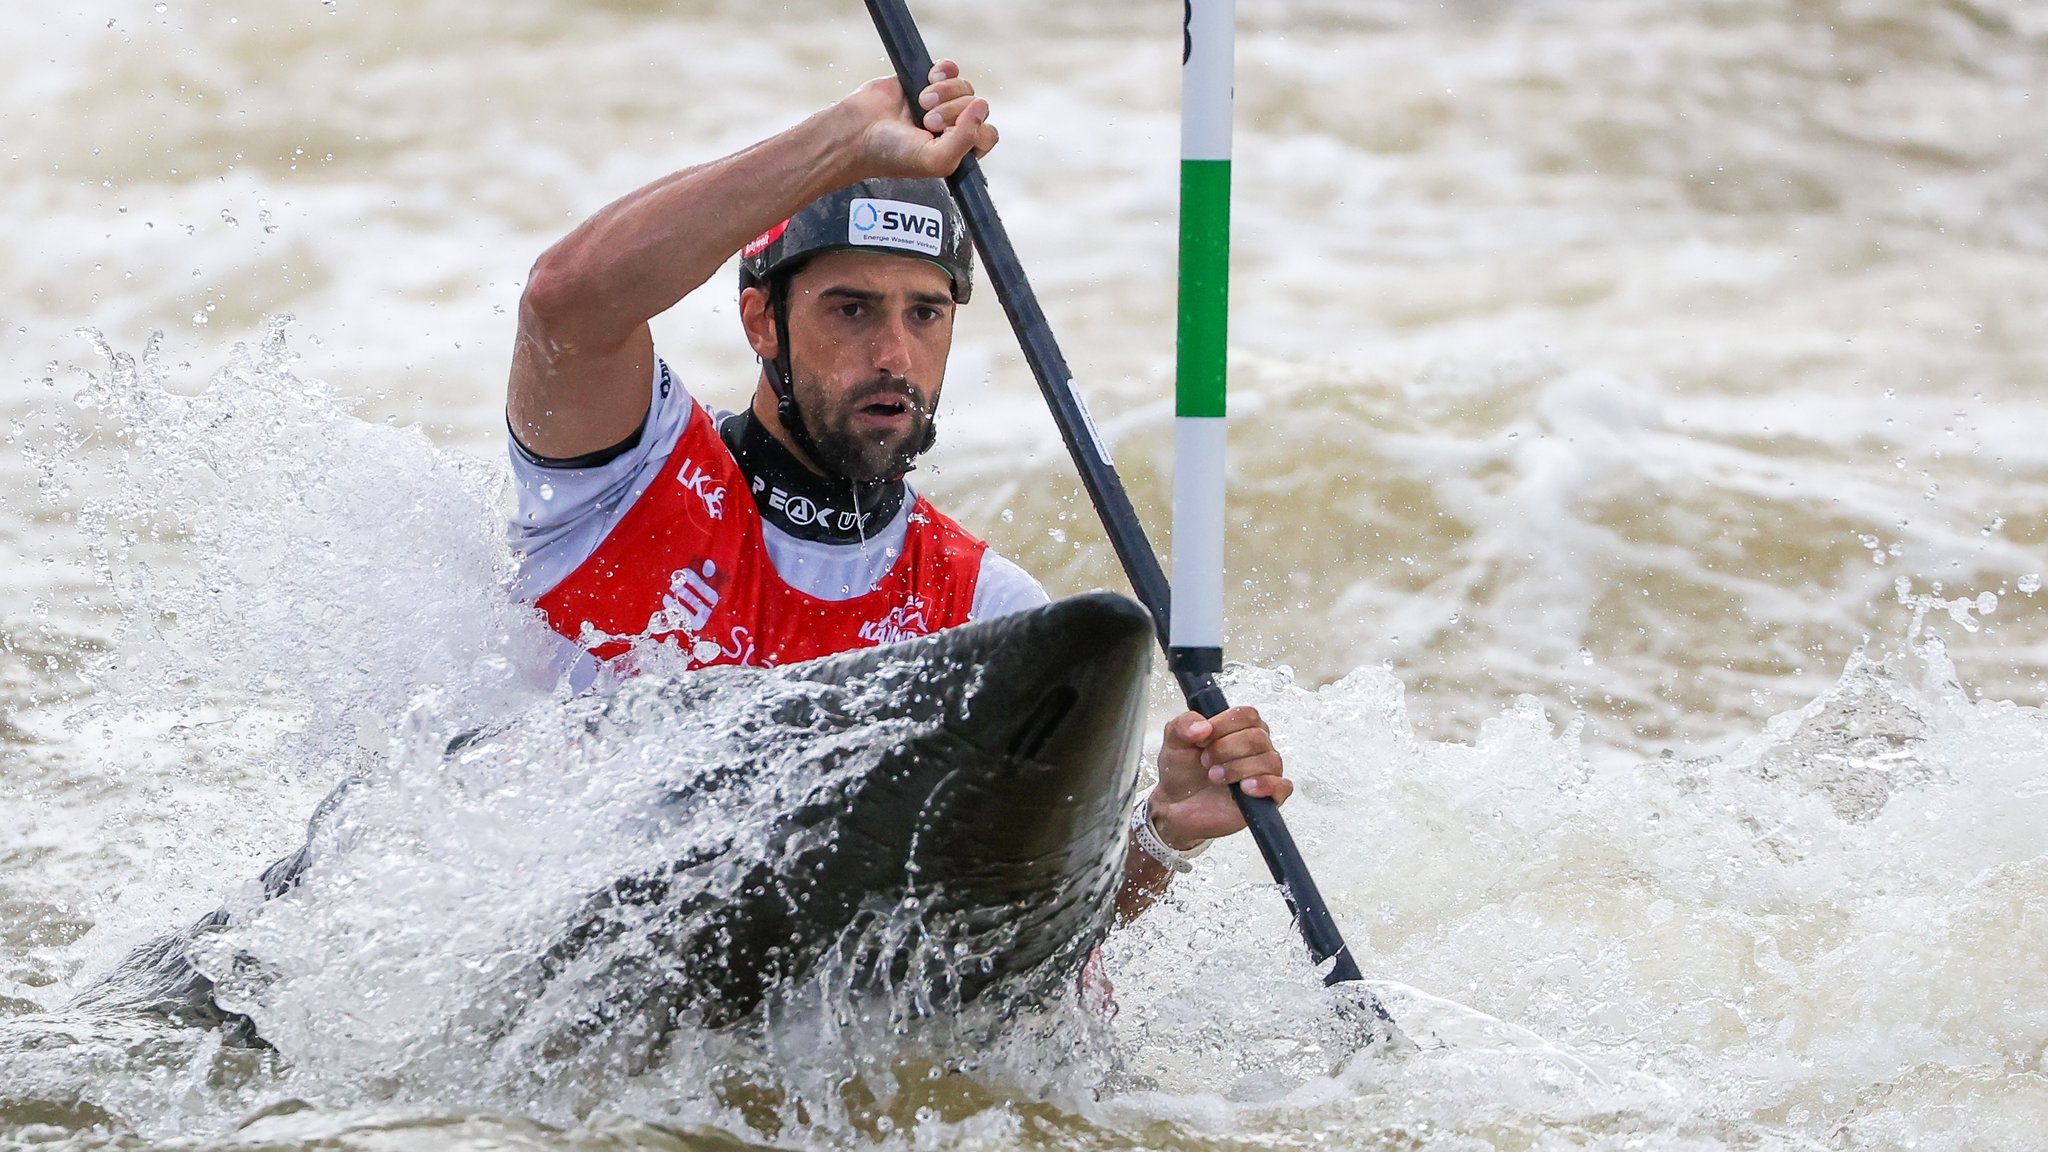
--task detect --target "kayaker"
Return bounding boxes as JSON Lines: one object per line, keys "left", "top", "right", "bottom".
{"left": 503, "top": 61, "right": 1285, "bottom": 914}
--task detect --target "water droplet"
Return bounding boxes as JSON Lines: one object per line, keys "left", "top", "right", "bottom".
{"left": 154, "top": 2, "right": 166, "bottom": 11}
{"left": 1976, "top": 592, "right": 1998, "bottom": 616}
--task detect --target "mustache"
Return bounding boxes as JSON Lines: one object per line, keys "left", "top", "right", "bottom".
{"left": 843, "top": 376, "right": 931, "bottom": 417}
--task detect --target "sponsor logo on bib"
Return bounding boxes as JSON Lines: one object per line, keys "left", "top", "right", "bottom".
{"left": 848, "top": 198, "right": 944, "bottom": 257}
{"left": 658, "top": 560, "right": 721, "bottom": 633}
{"left": 857, "top": 601, "right": 933, "bottom": 646}
{"left": 677, "top": 458, "right": 726, "bottom": 520}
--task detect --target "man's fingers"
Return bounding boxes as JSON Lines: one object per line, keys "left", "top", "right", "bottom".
{"left": 1204, "top": 747, "right": 1283, "bottom": 783}
{"left": 918, "top": 77, "right": 976, "bottom": 111}
{"left": 922, "top": 94, "right": 989, "bottom": 138}
{"left": 1161, "top": 711, "right": 1214, "bottom": 752}
{"left": 1198, "top": 726, "right": 1275, "bottom": 767}
{"left": 1238, "top": 774, "right": 1294, "bottom": 804}
{"left": 895, "top": 63, "right": 994, "bottom": 164}
{"left": 1150, "top": 702, "right": 1291, "bottom": 850}
{"left": 923, "top": 100, "right": 987, "bottom": 169}
{"left": 921, "top": 95, "right": 981, "bottom": 131}
{"left": 1201, "top": 705, "right": 1267, "bottom": 740}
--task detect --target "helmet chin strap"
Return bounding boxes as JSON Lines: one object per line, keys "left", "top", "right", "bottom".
{"left": 764, "top": 279, "right": 937, "bottom": 484}
{"left": 767, "top": 283, "right": 830, "bottom": 472}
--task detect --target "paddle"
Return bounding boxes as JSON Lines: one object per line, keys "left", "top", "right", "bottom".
{"left": 861, "top": 0, "right": 1391, "bottom": 1021}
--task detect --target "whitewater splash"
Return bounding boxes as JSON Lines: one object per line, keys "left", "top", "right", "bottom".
{"left": 31, "top": 317, "right": 555, "bottom": 766}
{"left": 3, "top": 328, "right": 2045, "bottom": 1150}
{"left": 1140, "top": 625, "right": 2048, "bottom": 1149}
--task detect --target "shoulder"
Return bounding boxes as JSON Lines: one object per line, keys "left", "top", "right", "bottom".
{"left": 904, "top": 491, "right": 982, "bottom": 542}
{"left": 970, "top": 550, "right": 1049, "bottom": 621}
{"left": 506, "top": 357, "right": 707, "bottom": 599}
{"left": 896, "top": 491, "right": 1040, "bottom": 617}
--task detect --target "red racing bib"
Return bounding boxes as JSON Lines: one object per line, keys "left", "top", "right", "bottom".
{"left": 534, "top": 400, "right": 987, "bottom": 671}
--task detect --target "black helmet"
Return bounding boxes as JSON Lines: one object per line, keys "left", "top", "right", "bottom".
{"left": 739, "top": 177, "right": 972, "bottom": 304}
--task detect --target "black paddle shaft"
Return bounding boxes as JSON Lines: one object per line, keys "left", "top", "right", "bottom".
{"left": 862, "top": 0, "right": 1371, "bottom": 992}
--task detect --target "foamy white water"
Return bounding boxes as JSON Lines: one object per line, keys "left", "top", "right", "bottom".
{"left": 5, "top": 0, "right": 2048, "bottom": 1148}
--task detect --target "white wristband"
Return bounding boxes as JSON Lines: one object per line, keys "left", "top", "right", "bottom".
{"left": 1131, "top": 794, "right": 1210, "bottom": 874}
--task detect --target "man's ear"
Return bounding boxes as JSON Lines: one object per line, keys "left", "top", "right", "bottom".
{"left": 739, "top": 285, "right": 779, "bottom": 361}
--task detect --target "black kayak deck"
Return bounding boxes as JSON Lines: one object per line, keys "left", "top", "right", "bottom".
{"left": 74, "top": 591, "right": 1155, "bottom": 1053}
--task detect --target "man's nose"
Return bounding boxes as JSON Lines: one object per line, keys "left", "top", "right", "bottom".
{"left": 871, "top": 316, "right": 913, "bottom": 375}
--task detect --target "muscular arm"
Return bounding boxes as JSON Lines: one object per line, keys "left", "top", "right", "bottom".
{"left": 509, "top": 64, "right": 998, "bottom": 460}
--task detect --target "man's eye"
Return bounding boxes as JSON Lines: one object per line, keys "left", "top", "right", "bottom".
{"left": 836, "top": 303, "right": 864, "bottom": 319}
{"left": 912, "top": 306, "right": 942, "bottom": 323}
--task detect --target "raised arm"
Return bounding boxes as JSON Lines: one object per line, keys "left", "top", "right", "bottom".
{"left": 508, "top": 62, "right": 998, "bottom": 460}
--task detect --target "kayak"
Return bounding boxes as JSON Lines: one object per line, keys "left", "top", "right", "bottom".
{"left": 73, "top": 591, "right": 1154, "bottom": 1051}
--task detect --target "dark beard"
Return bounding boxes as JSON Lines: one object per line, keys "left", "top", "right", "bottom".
{"left": 795, "top": 373, "right": 936, "bottom": 483}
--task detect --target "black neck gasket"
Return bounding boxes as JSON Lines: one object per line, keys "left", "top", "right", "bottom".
{"left": 718, "top": 410, "right": 905, "bottom": 544}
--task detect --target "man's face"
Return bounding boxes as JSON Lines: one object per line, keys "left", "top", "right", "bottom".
{"left": 776, "top": 250, "right": 956, "bottom": 482}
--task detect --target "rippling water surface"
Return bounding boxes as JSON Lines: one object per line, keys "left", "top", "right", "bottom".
{"left": 5, "top": 1, "right": 2048, "bottom": 1148}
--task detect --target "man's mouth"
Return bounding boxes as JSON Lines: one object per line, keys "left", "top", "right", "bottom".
{"left": 848, "top": 385, "right": 923, "bottom": 423}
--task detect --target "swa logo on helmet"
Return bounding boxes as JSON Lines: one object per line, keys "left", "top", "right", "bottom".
{"left": 848, "top": 197, "right": 943, "bottom": 257}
